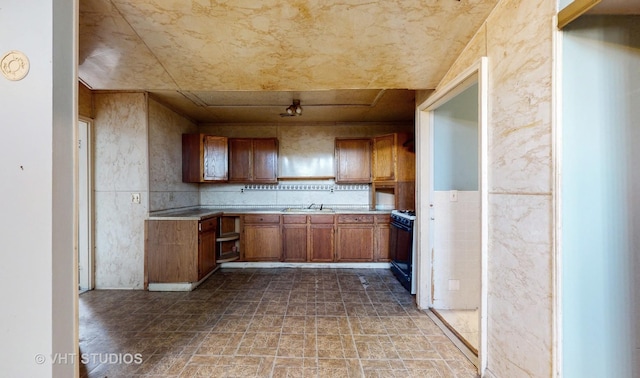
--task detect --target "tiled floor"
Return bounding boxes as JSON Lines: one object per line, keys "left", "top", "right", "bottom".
{"left": 79, "top": 268, "right": 478, "bottom": 377}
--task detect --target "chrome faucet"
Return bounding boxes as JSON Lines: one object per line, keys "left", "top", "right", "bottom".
{"left": 307, "top": 203, "right": 315, "bottom": 209}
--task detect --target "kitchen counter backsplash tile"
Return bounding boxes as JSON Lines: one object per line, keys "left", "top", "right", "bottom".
{"left": 199, "top": 182, "right": 370, "bottom": 208}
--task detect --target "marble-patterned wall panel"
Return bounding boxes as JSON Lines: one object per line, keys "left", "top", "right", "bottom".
{"left": 485, "top": 0, "right": 554, "bottom": 194}
{"left": 93, "top": 92, "right": 148, "bottom": 289}
{"left": 150, "top": 191, "right": 200, "bottom": 212}
{"left": 94, "top": 92, "right": 149, "bottom": 192}
{"left": 148, "top": 98, "right": 199, "bottom": 211}
{"left": 488, "top": 193, "right": 552, "bottom": 377}
{"left": 93, "top": 191, "right": 147, "bottom": 289}
{"left": 437, "top": 24, "right": 488, "bottom": 91}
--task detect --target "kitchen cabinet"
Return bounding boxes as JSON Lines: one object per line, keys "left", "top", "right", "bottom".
{"left": 182, "top": 134, "right": 228, "bottom": 183}
{"left": 309, "top": 215, "right": 335, "bottom": 262}
{"left": 335, "top": 138, "right": 371, "bottom": 183}
{"left": 198, "top": 217, "right": 217, "bottom": 280}
{"left": 335, "top": 214, "right": 375, "bottom": 261}
{"left": 228, "top": 138, "right": 278, "bottom": 183}
{"left": 282, "top": 214, "right": 335, "bottom": 262}
{"left": 241, "top": 214, "right": 281, "bottom": 261}
{"left": 282, "top": 215, "right": 308, "bottom": 262}
{"left": 371, "top": 132, "right": 416, "bottom": 210}
{"left": 146, "top": 217, "right": 218, "bottom": 285}
{"left": 374, "top": 214, "right": 391, "bottom": 261}
{"left": 372, "top": 132, "right": 414, "bottom": 183}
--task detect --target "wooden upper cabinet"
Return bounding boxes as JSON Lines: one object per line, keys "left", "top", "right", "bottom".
{"left": 252, "top": 138, "right": 278, "bottom": 182}
{"left": 372, "top": 132, "right": 415, "bottom": 183}
{"left": 229, "top": 138, "right": 278, "bottom": 183}
{"left": 335, "top": 138, "right": 372, "bottom": 183}
{"left": 182, "top": 134, "right": 228, "bottom": 183}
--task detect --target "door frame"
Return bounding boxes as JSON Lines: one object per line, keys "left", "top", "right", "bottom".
{"left": 415, "top": 57, "right": 489, "bottom": 374}
{"left": 77, "top": 117, "right": 94, "bottom": 291}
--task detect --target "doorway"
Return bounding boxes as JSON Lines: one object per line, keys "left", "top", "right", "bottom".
{"left": 77, "top": 118, "right": 94, "bottom": 292}
{"left": 415, "top": 58, "right": 488, "bottom": 374}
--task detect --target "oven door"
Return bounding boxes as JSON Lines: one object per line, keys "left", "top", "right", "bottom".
{"left": 389, "top": 218, "right": 414, "bottom": 293}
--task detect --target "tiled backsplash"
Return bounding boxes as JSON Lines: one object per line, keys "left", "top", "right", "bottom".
{"left": 432, "top": 190, "right": 481, "bottom": 310}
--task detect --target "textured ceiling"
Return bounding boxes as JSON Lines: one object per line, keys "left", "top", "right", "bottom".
{"left": 79, "top": 0, "right": 500, "bottom": 123}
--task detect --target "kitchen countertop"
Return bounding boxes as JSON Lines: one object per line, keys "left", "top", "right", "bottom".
{"left": 148, "top": 206, "right": 392, "bottom": 220}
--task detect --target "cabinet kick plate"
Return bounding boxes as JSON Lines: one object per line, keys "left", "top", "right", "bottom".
{"left": 1, "top": 50, "right": 30, "bottom": 81}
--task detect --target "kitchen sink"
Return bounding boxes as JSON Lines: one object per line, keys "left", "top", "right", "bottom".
{"left": 282, "top": 207, "right": 334, "bottom": 213}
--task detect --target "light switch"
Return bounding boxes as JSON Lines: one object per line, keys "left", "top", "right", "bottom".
{"left": 449, "top": 190, "right": 458, "bottom": 202}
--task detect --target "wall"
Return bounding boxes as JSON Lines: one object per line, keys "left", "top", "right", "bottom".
{"left": 562, "top": 15, "right": 640, "bottom": 378}
{"left": 148, "top": 98, "right": 199, "bottom": 211}
{"left": 434, "top": 83, "right": 479, "bottom": 191}
{"left": 433, "top": 191, "right": 481, "bottom": 309}
{"left": 0, "top": 1, "right": 76, "bottom": 377}
{"left": 437, "top": 0, "right": 556, "bottom": 376}
{"left": 93, "top": 92, "right": 148, "bottom": 289}
{"left": 198, "top": 123, "right": 412, "bottom": 208}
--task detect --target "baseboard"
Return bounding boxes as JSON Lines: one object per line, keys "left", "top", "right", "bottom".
{"left": 220, "top": 261, "right": 391, "bottom": 269}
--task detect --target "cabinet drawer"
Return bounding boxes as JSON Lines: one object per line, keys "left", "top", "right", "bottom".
{"left": 375, "top": 214, "right": 391, "bottom": 224}
{"left": 310, "top": 214, "right": 334, "bottom": 224}
{"left": 244, "top": 214, "right": 280, "bottom": 224}
{"left": 337, "top": 214, "right": 374, "bottom": 224}
{"left": 283, "top": 215, "right": 307, "bottom": 224}
{"left": 200, "top": 217, "right": 218, "bottom": 232}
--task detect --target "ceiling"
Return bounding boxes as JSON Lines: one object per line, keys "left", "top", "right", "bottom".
{"left": 79, "top": 0, "right": 501, "bottom": 123}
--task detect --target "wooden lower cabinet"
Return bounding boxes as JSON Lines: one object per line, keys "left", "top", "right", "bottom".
{"left": 309, "top": 215, "right": 335, "bottom": 262}
{"left": 146, "top": 217, "right": 217, "bottom": 284}
{"left": 374, "top": 214, "right": 391, "bottom": 261}
{"left": 198, "top": 217, "right": 217, "bottom": 280}
{"left": 242, "top": 214, "right": 281, "bottom": 261}
{"left": 335, "top": 214, "right": 375, "bottom": 261}
{"left": 282, "top": 214, "right": 335, "bottom": 262}
{"left": 282, "top": 215, "right": 307, "bottom": 262}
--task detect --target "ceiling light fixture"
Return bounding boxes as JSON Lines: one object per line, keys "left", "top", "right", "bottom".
{"left": 281, "top": 99, "right": 303, "bottom": 117}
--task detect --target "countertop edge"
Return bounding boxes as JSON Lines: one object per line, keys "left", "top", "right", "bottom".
{"left": 148, "top": 207, "right": 392, "bottom": 220}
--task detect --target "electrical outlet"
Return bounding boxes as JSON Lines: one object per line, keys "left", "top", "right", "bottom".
{"left": 449, "top": 190, "right": 458, "bottom": 202}
{"left": 131, "top": 193, "right": 141, "bottom": 204}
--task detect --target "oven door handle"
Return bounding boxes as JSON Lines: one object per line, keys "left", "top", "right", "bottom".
{"left": 390, "top": 221, "right": 412, "bottom": 232}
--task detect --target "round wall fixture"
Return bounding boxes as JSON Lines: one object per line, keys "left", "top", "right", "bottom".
{"left": 1, "top": 50, "right": 30, "bottom": 81}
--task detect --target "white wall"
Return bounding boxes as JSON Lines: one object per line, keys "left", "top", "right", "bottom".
{"left": 562, "top": 15, "right": 640, "bottom": 378}
{"left": 433, "top": 83, "right": 479, "bottom": 191}
{"left": 432, "top": 191, "right": 481, "bottom": 309}
{"left": 93, "top": 93, "right": 149, "bottom": 289}
{"left": 0, "top": 1, "right": 76, "bottom": 377}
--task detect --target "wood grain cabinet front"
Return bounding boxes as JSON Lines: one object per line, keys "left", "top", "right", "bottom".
{"left": 335, "top": 214, "right": 375, "bottom": 261}
{"left": 241, "top": 214, "right": 281, "bottom": 261}
{"left": 182, "top": 134, "right": 228, "bottom": 183}
{"left": 228, "top": 138, "right": 278, "bottom": 183}
{"left": 146, "top": 218, "right": 218, "bottom": 284}
{"left": 335, "top": 138, "right": 372, "bottom": 183}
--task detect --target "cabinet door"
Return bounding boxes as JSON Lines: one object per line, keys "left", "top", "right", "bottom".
{"left": 228, "top": 138, "right": 253, "bottom": 182}
{"left": 203, "top": 136, "right": 228, "bottom": 181}
{"left": 252, "top": 138, "right": 278, "bottom": 183}
{"left": 198, "top": 228, "right": 217, "bottom": 280}
{"left": 243, "top": 220, "right": 282, "bottom": 261}
{"left": 310, "top": 224, "right": 334, "bottom": 262}
{"left": 372, "top": 133, "right": 396, "bottom": 182}
{"left": 374, "top": 215, "right": 391, "bottom": 261}
{"left": 335, "top": 138, "right": 371, "bottom": 183}
{"left": 336, "top": 216, "right": 374, "bottom": 261}
{"left": 283, "top": 224, "right": 308, "bottom": 262}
